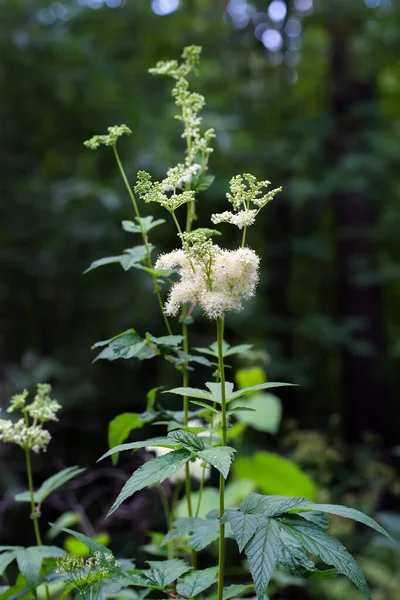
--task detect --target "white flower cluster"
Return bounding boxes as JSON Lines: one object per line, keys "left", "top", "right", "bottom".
{"left": 83, "top": 124, "right": 132, "bottom": 150}
{"left": 211, "top": 209, "right": 257, "bottom": 230}
{"left": 211, "top": 173, "right": 282, "bottom": 231}
{"left": 155, "top": 245, "right": 260, "bottom": 320}
{"left": 146, "top": 420, "right": 211, "bottom": 482}
{"left": 0, "top": 418, "right": 51, "bottom": 454}
{"left": 24, "top": 383, "right": 61, "bottom": 423}
{"left": 161, "top": 163, "right": 201, "bottom": 192}
{"left": 0, "top": 384, "right": 60, "bottom": 453}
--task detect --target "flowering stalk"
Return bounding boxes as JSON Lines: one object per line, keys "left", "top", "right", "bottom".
{"left": 112, "top": 145, "right": 173, "bottom": 336}
{"left": 216, "top": 317, "right": 227, "bottom": 600}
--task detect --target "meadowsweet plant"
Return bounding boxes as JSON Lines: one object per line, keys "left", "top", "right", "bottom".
{"left": 0, "top": 46, "right": 393, "bottom": 599}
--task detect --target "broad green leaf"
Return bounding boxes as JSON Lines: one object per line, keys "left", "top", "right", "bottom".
{"left": 189, "top": 520, "right": 221, "bottom": 551}
{"left": 214, "top": 584, "right": 253, "bottom": 600}
{"left": 108, "top": 449, "right": 191, "bottom": 515}
{"left": 229, "top": 383, "right": 295, "bottom": 403}
{"left": 84, "top": 255, "right": 123, "bottom": 274}
{"left": 194, "top": 341, "right": 253, "bottom": 359}
{"left": 190, "top": 400, "right": 220, "bottom": 414}
{"left": 108, "top": 412, "right": 155, "bottom": 465}
{"left": 227, "top": 406, "right": 256, "bottom": 414}
{"left": 122, "top": 216, "right": 165, "bottom": 234}
{"left": 0, "top": 552, "right": 17, "bottom": 576}
{"left": 234, "top": 453, "right": 317, "bottom": 500}
{"left": 295, "top": 503, "right": 393, "bottom": 541}
{"left": 278, "top": 516, "right": 371, "bottom": 599}
{"left": 204, "top": 382, "right": 235, "bottom": 404}
{"left": 146, "top": 334, "right": 184, "bottom": 348}
{"left": 98, "top": 437, "right": 178, "bottom": 461}
{"left": 222, "top": 509, "right": 260, "bottom": 551}
{"left": 162, "top": 517, "right": 220, "bottom": 552}
{"left": 145, "top": 559, "right": 192, "bottom": 586}
{"left": 168, "top": 430, "right": 205, "bottom": 452}
{"left": 110, "top": 330, "right": 156, "bottom": 360}
{"left": 47, "top": 512, "right": 81, "bottom": 540}
{"left": 239, "top": 493, "right": 309, "bottom": 517}
{"left": 191, "top": 173, "right": 215, "bottom": 192}
{"left": 120, "top": 245, "right": 151, "bottom": 270}
{"left": 244, "top": 517, "right": 282, "bottom": 600}
{"left": 230, "top": 393, "right": 282, "bottom": 434}
{"left": 197, "top": 446, "right": 236, "bottom": 479}
{"left": 50, "top": 525, "right": 111, "bottom": 556}
{"left": 276, "top": 543, "right": 314, "bottom": 576}
{"left": 14, "top": 466, "right": 85, "bottom": 504}
{"left": 164, "top": 386, "right": 214, "bottom": 402}
{"left": 176, "top": 566, "right": 219, "bottom": 598}
{"left": 16, "top": 546, "right": 65, "bottom": 590}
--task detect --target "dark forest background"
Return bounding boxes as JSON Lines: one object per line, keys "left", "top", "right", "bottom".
{"left": 1, "top": 0, "right": 400, "bottom": 597}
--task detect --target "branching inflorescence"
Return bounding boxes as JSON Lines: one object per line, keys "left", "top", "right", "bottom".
{"left": 0, "top": 45, "right": 391, "bottom": 600}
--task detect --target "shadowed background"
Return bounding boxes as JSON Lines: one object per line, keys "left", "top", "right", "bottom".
{"left": 1, "top": 1, "right": 400, "bottom": 597}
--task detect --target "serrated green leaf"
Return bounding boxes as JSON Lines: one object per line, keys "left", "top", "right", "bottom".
{"left": 47, "top": 512, "right": 81, "bottom": 540}
{"left": 176, "top": 567, "right": 219, "bottom": 598}
{"left": 164, "top": 386, "right": 213, "bottom": 401}
{"left": 197, "top": 446, "right": 236, "bottom": 479}
{"left": 222, "top": 509, "right": 260, "bottom": 551}
{"left": 189, "top": 400, "right": 220, "bottom": 414}
{"left": 98, "top": 436, "right": 178, "bottom": 462}
{"left": 120, "top": 245, "right": 151, "bottom": 270}
{"left": 239, "top": 493, "right": 309, "bottom": 516}
{"left": 108, "top": 449, "right": 191, "bottom": 515}
{"left": 191, "top": 173, "right": 215, "bottom": 192}
{"left": 229, "top": 382, "right": 296, "bottom": 403}
{"left": 244, "top": 517, "right": 282, "bottom": 600}
{"left": 278, "top": 516, "right": 371, "bottom": 599}
{"left": 146, "top": 334, "right": 184, "bottom": 348}
{"left": 14, "top": 466, "right": 85, "bottom": 504}
{"left": 84, "top": 255, "right": 123, "bottom": 274}
{"left": 122, "top": 216, "right": 165, "bottom": 234}
{"left": 161, "top": 517, "right": 220, "bottom": 552}
{"left": 108, "top": 413, "right": 155, "bottom": 465}
{"left": 15, "top": 546, "right": 65, "bottom": 590}
{"left": 204, "top": 382, "right": 235, "bottom": 404}
{"left": 168, "top": 430, "right": 205, "bottom": 452}
{"left": 49, "top": 525, "right": 111, "bottom": 555}
{"left": 207, "top": 584, "right": 253, "bottom": 600}
{"left": 294, "top": 503, "right": 393, "bottom": 541}
{"left": 0, "top": 552, "right": 17, "bottom": 576}
{"left": 145, "top": 559, "right": 192, "bottom": 587}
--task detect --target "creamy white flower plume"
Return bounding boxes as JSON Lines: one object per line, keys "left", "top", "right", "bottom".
{"left": 155, "top": 246, "right": 260, "bottom": 320}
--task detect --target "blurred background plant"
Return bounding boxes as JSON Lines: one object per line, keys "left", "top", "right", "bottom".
{"left": 1, "top": 0, "right": 399, "bottom": 598}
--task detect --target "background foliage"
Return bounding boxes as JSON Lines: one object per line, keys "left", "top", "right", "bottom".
{"left": 1, "top": 0, "right": 399, "bottom": 597}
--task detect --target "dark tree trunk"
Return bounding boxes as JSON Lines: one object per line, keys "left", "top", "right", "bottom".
{"left": 328, "top": 20, "right": 389, "bottom": 445}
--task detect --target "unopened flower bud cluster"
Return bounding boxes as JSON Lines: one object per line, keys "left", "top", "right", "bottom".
{"left": 0, "top": 384, "right": 60, "bottom": 453}
{"left": 149, "top": 45, "right": 215, "bottom": 168}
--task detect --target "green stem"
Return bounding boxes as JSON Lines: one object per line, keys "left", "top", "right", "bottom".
{"left": 157, "top": 484, "right": 173, "bottom": 560}
{"left": 216, "top": 317, "right": 227, "bottom": 600}
{"left": 195, "top": 466, "right": 205, "bottom": 518}
{"left": 241, "top": 224, "right": 247, "bottom": 248}
{"left": 25, "top": 447, "right": 50, "bottom": 600}
{"left": 113, "top": 145, "right": 172, "bottom": 335}
{"left": 182, "top": 304, "right": 197, "bottom": 568}
{"left": 25, "top": 448, "right": 42, "bottom": 546}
